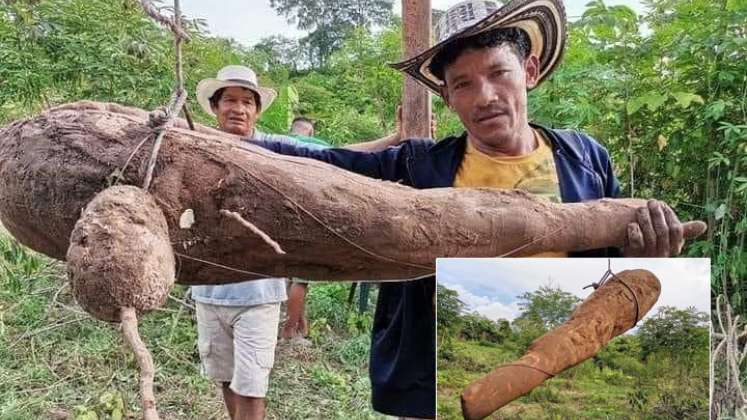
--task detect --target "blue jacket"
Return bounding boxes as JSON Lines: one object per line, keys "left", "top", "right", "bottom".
{"left": 249, "top": 123, "right": 620, "bottom": 417}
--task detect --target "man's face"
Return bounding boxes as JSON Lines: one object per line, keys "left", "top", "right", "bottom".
{"left": 211, "top": 86, "right": 259, "bottom": 136}
{"left": 290, "top": 120, "right": 314, "bottom": 137}
{"left": 442, "top": 44, "right": 539, "bottom": 148}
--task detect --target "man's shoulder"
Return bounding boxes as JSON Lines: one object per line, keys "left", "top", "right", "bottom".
{"left": 554, "top": 129, "right": 607, "bottom": 151}
{"left": 252, "top": 130, "right": 326, "bottom": 149}
{"left": 252, "top": 129, "right": 292, "bottom": 142}
{"left": 399, "top": 137, "right": 435, "bottom": 153}
{"left": 536, "top": 124, "right": 611, "bottom": 162}
{"left": 400, "top": 134, "right": 463, "bottom": 156}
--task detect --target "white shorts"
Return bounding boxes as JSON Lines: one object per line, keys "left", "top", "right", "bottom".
{"left": 196, "top": 301, "right": 281, "bottom": 397}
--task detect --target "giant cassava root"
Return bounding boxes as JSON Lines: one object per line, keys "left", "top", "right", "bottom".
{"left": 0, "top": 102, "right": 706, "bottom": 283}
{"left": 67, "top": 185, "right": 174, "bottom": 420}
{"left": 460, "top": 269, "right": 661, "bottom": 420}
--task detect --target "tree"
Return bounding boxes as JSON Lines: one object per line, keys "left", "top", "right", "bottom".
{"left": 460, "top": 313, "right": 510, "bottom": 343}
{"left": 437, "top": 284, "right": 464, "bottom": 333}
{"left": 269, "top": 0, "right": 394, "bottom": 67}
{"left": 514, "top": 285, "right": 581, "bottom": 330}
{"left": 637, "top": 306, "right": 709, "bottom": 361}
{"left": 254, "top": 35, "right": 304, "bottom": 73}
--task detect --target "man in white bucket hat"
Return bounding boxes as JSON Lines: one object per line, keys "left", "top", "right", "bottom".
{"left": 191, "top": 64, "right": 302, "bottom": 420}
{"left": 191, "top": 64, "right": 413, "bottom": 420}
{"left": 244, "top": 0, "right": 704, "bottom": 417}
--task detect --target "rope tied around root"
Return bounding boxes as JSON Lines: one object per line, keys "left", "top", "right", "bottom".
{"left": 137, "top": 0, "right": 194, "bottom": 192}
{"left": 500, "top": 363, "right": 555, "bottom": 378}
{"left": 583, "top": 260, "right": 641, "bottom": 328}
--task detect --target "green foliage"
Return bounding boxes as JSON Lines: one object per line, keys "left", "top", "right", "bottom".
{"left": 258, "top": 84, "right": 300, "bottom": 133}
{"left": 514, "top": 285, "right": 581, "bottom": 330}
{"left": 651, "top": 386, "right": 708, "bottom": 419}
{"left": 637, "top": 306, "right": 709, "bottom": 362}
{"left": 510, "top": 314, "right": 547, "bottom": 353}
{"left": 599, "top": 366, "right": 632, "bottom": 386}
{"left": 526, "top": 384, "right": 565, "bottom": 404}
{"left": 436, "top": 284, "right": 464, "bottom": 332}
{"left": 0, "top": 230, "right": 58, "bottom": 294}
{"left": 269, "top": 0, "right": 394, "bottom": 68}
{"left": 459, "top": 313, "right": 510, "bottom": 343}
{"left": 594, "top": 335, "right": 644, "bottom": 376}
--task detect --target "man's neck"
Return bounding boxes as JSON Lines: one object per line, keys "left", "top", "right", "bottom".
{"left": 219, "top": 125, "right": 255, "bottom": 138}
{"left": 468, "top": 124, "right": 537, "bottom": 157}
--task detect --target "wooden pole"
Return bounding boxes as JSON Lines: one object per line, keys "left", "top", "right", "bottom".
{"left": 401, "top": 0, "right": 432, "bottom": 138}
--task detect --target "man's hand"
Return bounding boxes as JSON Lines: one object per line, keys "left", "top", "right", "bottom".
{"left": 624, "top": 200, "right": 707, "bottom": 257}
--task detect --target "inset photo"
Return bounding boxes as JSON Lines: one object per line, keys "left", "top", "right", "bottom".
{"left": 436, "top": 258, "right": 710, "bottom": 419}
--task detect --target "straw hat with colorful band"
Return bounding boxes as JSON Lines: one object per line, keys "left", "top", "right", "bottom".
{"left": 196, "top": 65, "right": 277, "bottom": 117}
{"left": 390, "top": 0, "right": 567, "bottom": 96}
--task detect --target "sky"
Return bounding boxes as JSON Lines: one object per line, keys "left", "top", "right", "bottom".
{"left": 178, "top": 0, "right": 646, "bottom": 46}
{"left": 436, "top": 258, "right": 711, "bottom": 323}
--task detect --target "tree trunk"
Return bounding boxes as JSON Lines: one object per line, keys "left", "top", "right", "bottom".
{"left": 401, "top": 0, "right": 431, "bottom": 138}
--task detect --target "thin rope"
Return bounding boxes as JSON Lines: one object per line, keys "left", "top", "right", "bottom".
{"left": 138, "top": 0, "right": 193, "bottom": 191}
{"left": 173, "top": 252, "right": 275, "bottom": 278}
{"left": 497, "top": 226, "right": 566, "bottom": 258}
{"left": 615, "top": 276, "right": 641, "bottom": 329}
{"left": 142, "top": 88, "right": 187, "bottom": 190}
{"left": 500, "top": 363, "right": 555, "bottom": 378}
{"left": 238, "top": 165, "right": 434, "bottom": 271}
{"left": 583, "top": 258, "right": 614, "bottom": 290}
{"left": 174, "top": 251, "right": 436, "bottom": 283}
{"left": 113, "top": 134, "right": 152, "bottom": 186}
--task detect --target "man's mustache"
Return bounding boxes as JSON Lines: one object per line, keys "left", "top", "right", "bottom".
{"left": 472, "top": 106, "right": 508, "bottom": 122}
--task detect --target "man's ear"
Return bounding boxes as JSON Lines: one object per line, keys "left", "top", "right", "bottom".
{"left": 210, "top": 103, "right": 219, "bottom": 115}
{"left": 525, "top": 55, "right": 540, "bottom": 89}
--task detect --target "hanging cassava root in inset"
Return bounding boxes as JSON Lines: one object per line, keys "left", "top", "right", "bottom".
{"left": 67, "top": 185, "right": 174, "bottom": 420}
{"left": 460, "top": 269, "right": 662, "bottom": 420}
{"left": 0, "top": 102, "right": 706, "bottom": 283}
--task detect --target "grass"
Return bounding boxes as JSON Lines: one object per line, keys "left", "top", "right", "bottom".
{"left": 0, "top": 231, "right": 384, "bottom": 419}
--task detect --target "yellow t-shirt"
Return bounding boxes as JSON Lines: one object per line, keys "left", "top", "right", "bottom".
{"left": 454, "top": 129, "right": 566, "bottom": 258}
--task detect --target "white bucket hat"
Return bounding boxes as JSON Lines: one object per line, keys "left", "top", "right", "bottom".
{"left": 196, "top": 65, "right": 277, "bottom": 117}
{"left": 390, "top": 0, "right": 567, "bottom": 95}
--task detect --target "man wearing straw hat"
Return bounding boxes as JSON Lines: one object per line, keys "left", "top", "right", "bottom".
{"left": 247, "top": 0, "right": 699, "bottom": 417}
{"left": 191, "top": 65, "right": 405, "bottom": 420}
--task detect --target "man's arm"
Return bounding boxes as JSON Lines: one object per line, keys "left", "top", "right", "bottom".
{"left": 342, "top": 105, "right": 437, "bottom": 152}
{"left": 344, "top": 132, "right": 402, "bottom": 152}
{"left": 246, "top": 137, "right": 416, "bottom": 182}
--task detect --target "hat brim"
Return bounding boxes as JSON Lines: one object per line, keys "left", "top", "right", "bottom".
{"left": 390, "top": 0, "right": 566, "bottom": 96}
{"left": 196, "top": 79, "right": 277, "bottom": 117}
